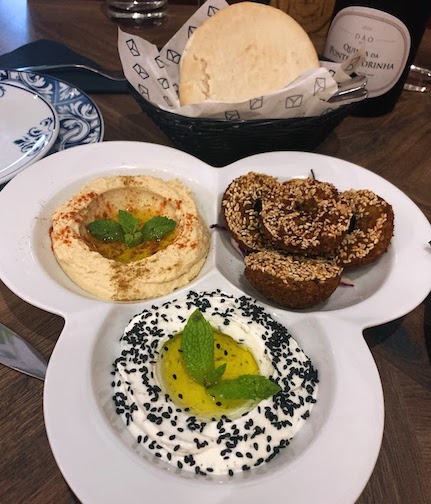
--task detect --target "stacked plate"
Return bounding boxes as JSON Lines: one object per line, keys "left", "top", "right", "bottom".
{"left": 0, "top": 70, "right": 104, "bottom": 185}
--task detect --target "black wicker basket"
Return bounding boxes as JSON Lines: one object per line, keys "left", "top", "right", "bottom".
{"left": 130, "top": 85, "right": 355, "bottom": 167}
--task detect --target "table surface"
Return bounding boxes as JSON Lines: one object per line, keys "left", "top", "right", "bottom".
{"left": 0, "top": 1, "right": 430, "bottom": 503}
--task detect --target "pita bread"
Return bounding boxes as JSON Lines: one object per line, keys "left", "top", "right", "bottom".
{"left": 179, "top": 2, "right": 319, "bottom": 106}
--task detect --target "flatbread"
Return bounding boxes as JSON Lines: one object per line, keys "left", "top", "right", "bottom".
{"left": 179, "top": 2, "right": 320, "bottom": 106}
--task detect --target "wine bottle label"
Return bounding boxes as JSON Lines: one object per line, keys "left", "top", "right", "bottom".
{"left": 323, "top": 6, "right": 411, "bottom": 98}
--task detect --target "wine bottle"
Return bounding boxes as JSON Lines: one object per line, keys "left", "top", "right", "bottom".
{"left": 323, "top": 0, "right": 431, "bottom": 116}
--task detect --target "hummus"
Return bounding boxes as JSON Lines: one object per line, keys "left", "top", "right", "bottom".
{"left": 112, "top": 290, "right": 318, "bottom": 476}
{"left": 50, "top": 175, "right": 210, "bottom": 301}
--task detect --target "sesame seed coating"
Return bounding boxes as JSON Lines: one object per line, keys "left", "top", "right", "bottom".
{"left": 222, "top": 172, "right": 281, "bottom": 252}
{"left": 244, "top": 250, "right": 342, "bottom": 309}
{"left": 260, "top": 179, "right": 352, "bottom": 255}
{"left": 220, "top": 172, "right": 394, "bottom": 309}
{"left": 329, "top": 189, "right": 394, "bottom": 269}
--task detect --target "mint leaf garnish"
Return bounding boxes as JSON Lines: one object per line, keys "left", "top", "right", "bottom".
{"left": 207, "top": 375, "right": 281, "bottom": 400}
{"left": 142, "top": 216, "right": 177, "bottom": 241}
{"left": 124, "top": 232, "right": 144, "bottom": 248}
{"left": 206, "top": 363, "right": 227, "bottom": 388}
{"left": 86, "top": 210, "right": 176, "bottom": 249}
{"left": 181, "top": 309, "right": 223, "bottom": 386}
{"left": 179, "top": 310, "right": 281, "bottom": 403}
{"left": 118, "top": 210, "right": 140, "bottom": 234}
{"left": 87, "top": 219, "right": 124, "bottom": 242}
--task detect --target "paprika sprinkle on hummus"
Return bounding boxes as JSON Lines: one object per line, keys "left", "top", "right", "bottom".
{"left": 50, "top": 175, "right": 210, "bottom": 301}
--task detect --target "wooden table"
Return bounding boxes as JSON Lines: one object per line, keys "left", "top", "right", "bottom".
{"left": 0, "top": 2, "right": 430, "bottom": 503}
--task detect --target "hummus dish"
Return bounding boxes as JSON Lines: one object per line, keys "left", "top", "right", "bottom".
{"left": 50, "top": 175, "right": 210, "bottom": 301}
{"left": 111, "top": 290, "right": 318, "bottom": 476}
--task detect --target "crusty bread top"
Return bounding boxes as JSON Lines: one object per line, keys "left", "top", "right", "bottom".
{"left": 179, "top": 2, "right": 319, "bottom": 106}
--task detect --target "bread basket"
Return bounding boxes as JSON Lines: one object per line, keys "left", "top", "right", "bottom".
{"left": 129, "top": 85, "right": 355, "bottom": 167}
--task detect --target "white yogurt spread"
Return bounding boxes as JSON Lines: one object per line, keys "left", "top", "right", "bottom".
{"left": 112, "top": 290, "right": 318, "bottom": 476}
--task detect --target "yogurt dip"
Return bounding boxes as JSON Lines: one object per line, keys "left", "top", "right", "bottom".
{"left": 111, "top": 290, "right": 318, "bottom": 476}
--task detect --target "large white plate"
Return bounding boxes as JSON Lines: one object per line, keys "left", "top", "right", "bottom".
{"left": 0, "top": 70, "right": 104, "bottom": 185}
{"left": 0, "top": 81, "right": 59, "bottom": 183}
{"left": 0, "top": 142, "right": 430, "bottom": 504}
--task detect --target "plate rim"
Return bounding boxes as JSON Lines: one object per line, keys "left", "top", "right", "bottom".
{"left": 0, "top": 69, "right": 104, "bottom": 184}
{"left": 0, "top": 80, "right": 60, "bottom": 182}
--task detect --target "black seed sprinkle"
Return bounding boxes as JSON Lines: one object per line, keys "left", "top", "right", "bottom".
{"left": 112, "top": 289, "right": 318, "bottom": 476}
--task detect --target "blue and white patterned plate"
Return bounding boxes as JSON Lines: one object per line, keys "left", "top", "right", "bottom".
{"left": 0, "top": 81, "right": 59, "bottom": 184}
{"left": 0, "top": 70, "right": 104, "bottom": 185}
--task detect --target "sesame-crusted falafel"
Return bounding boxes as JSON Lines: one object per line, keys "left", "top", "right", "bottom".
{"left": 260, "top": 178, "right": 352, "bottom": 256}
{"left": 331, "top": 189, "right": 394, "bottom": 269}
{"left": 222, "top": 172, "right": 281, "bottom": 252}
{"left": 244, "top": 250, "right": 343, "bottom": 309}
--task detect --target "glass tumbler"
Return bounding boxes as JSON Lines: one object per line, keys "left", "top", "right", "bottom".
{"left": 106, "top": 0, "right": 168, "bottom": 25}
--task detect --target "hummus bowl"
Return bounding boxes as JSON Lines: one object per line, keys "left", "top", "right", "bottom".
{"left": 0, "top": 142, "right": 430, "bottom": 503}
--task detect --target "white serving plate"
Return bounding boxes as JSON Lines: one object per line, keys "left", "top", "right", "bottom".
{"left": 0, "top": 81, "right": 59, "bottom": 183}
{"left": 0, "top": 142, "right": 430, "bottom": 504}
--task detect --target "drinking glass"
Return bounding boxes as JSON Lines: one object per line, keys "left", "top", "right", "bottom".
{"left": 106, "top": 0, "right": 168, "bottom": 25}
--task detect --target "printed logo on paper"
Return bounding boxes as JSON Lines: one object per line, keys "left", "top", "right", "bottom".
{"left": 250, "top": 97, "right": 263, "bottom": 110}
{"left": 133, "top": 64, "right": 150, "bottom": 80}
{"left": 187, "top": 26, "right": 197, "bottom": 38}
{"left": 158, "top": 78, "right": 170, "bottom": 90}
{"left": 155, "top": 56, "right": 165, "bottom": 69}
{"left": 207, "top": 5, "right": 219, "bottom": 17}
{"left": 138, "top": 84, "right": 150, "bottom": 100}
{"left": 345, "top": 56, "right": 361, "bottom": 73}
{"left": 225, "top": 110, "right": 240, "bottom": 120}
{"left": 166, "top": 49, "right": 181, "bottom": 65}
{"left": 126, "top": 39, "right": 140, "bottom": 57}
{"left": 285, "top": 95, "right": 303, "bottom": 108}
{"left": 314, "top": 78, "right": 326, "bottom": 95}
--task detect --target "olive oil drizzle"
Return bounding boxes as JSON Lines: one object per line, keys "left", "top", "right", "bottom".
{"left": 159, "top": 329, "right": 259, "bottom": 419}
{"left": 84, "top": 208, "right": 177, "bottom": 263}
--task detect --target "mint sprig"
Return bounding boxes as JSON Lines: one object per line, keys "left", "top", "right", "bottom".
{"left": 87, "top": 218, "right": 124, "bottom": 242}
{"left": 207, "top": 375, "right": 281, "bottom": 400}
{"left": 181, "top": 310, "right": 226, "bottom": 387}
{"left": 87, "top": 210, "right": 176, "bottom": 249}
{"left": 180, "top": 309, "right": 281, "bottom": 401}
{"left": 142, "top": 215, "right": 177, "bottom": 241}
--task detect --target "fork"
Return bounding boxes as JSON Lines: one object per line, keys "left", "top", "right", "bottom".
{"left": 12, "top": 63, "right": 126, "bottom": 82}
